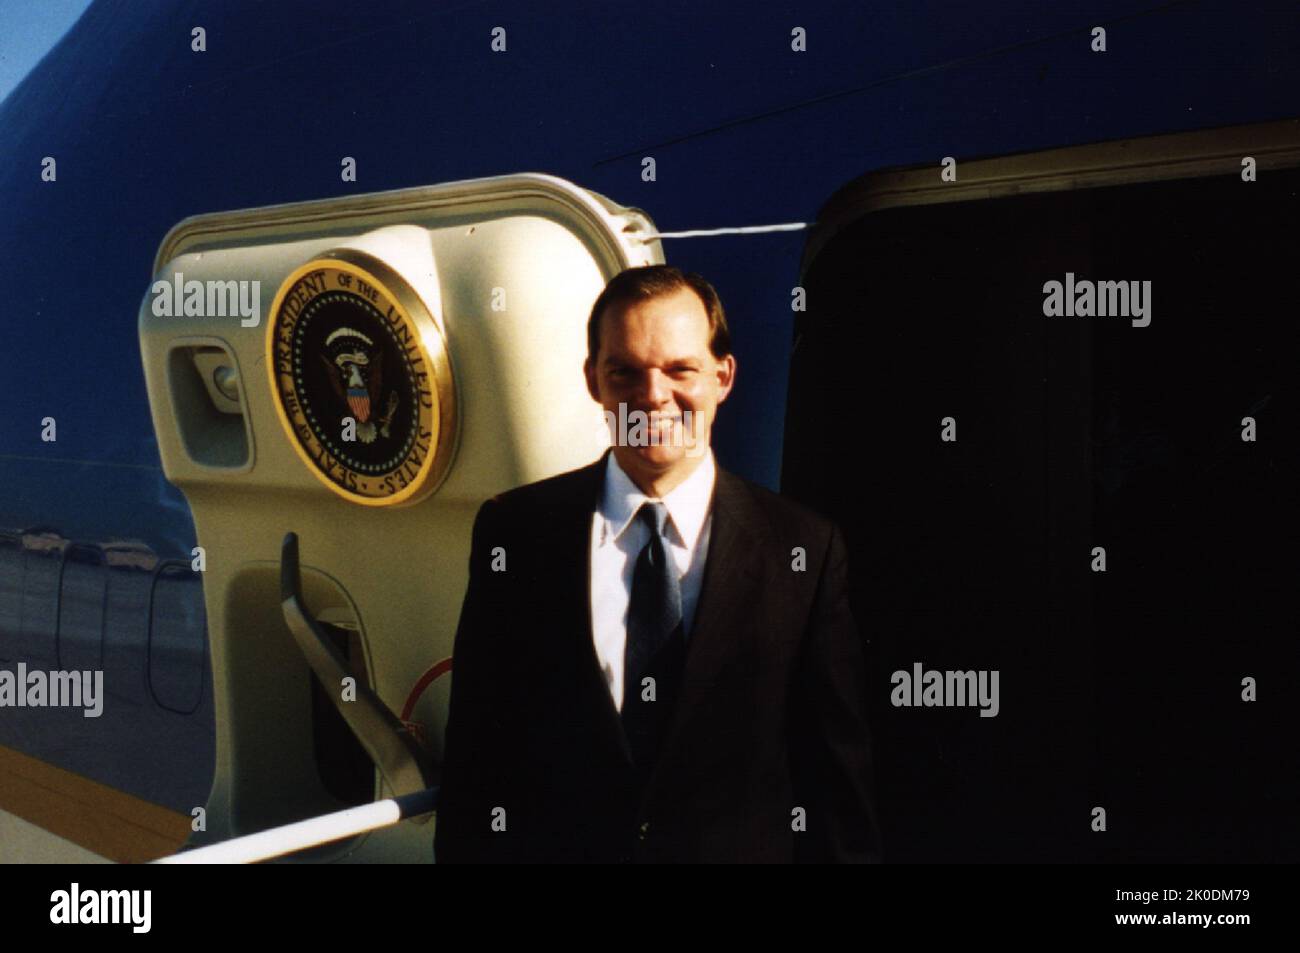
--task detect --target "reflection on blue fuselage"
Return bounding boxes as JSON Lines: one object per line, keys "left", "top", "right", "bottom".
{"left": 0, "top": 525, "right": 214, "bottom": 814}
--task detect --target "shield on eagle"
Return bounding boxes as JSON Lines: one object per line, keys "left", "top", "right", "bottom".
{"left": 347, "top": 388, "right": 371, "bottom": 423}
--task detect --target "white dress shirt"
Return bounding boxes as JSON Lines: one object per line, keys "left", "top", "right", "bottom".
{"left": 589, "top": 449, "right": 716, "bottom": 712}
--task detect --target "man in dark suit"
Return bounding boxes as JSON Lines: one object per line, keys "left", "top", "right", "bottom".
{"left": 435, "top": 265, "right": 880, "bottom": 863}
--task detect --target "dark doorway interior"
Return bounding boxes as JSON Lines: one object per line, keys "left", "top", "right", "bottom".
{"left": 784, "top": 167, "right": 1298, "bottom": 862}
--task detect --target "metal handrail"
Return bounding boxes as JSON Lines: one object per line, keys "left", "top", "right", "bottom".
{"left": 154, "top": 788, "right": 437, "bottom": 864}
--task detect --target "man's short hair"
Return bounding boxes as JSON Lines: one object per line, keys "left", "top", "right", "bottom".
{"left": 586, "top": 265, "right": 731, "bottom": 362}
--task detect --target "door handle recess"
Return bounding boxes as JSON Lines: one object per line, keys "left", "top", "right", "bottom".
{"left": 279, "top": 532, "right": 435, "bottom": 804}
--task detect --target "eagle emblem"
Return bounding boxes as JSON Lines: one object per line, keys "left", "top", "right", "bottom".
{"left": 321, "top": 326, "right": 400, "bottom": 444}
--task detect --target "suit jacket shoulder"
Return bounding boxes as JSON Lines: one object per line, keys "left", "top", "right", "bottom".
{"left": 711, "top": 467, "right": 846, "bottom": 591}
{"left": 723, "top": 470, "right": 838, "bottom": 540}
{"left": 479, "top": 455, "right": 604, "bottom": 524}
{"left": 481, "top": 452, "right": 838, "bottom": 543}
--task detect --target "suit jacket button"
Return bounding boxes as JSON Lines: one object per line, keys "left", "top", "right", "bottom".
{"left": 638, "top": 821, "right": 650, "bottom": 840}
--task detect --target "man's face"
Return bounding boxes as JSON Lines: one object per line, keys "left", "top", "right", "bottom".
{"left": 584, "top": 285, "right": 735, "bottom": 492}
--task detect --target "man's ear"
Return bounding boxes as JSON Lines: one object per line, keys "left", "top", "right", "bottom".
{"left": 583, "top": 356, "right": 600, "bottom": 402}
{"left": 715, "top": 354, "right": 737, "bottom": 404}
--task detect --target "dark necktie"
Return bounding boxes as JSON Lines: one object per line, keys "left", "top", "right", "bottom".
{"left": 621, "top": 501, "right": 685, "bottom": 779}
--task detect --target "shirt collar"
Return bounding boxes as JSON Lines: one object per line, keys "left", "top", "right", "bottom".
{"left": 600, "top": 448, "right": 716, "bottom": 550}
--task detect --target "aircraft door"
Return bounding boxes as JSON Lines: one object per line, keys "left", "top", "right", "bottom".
{"left": 137, "top": 174, "right": 663, "bottom": 861}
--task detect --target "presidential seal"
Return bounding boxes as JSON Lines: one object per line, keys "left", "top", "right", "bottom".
{"left": 266, "top": 251, "right": 455, "bottom": 506}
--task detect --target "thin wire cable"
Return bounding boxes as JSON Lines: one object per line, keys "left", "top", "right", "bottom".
{"left": 637, "top": 221, "right": 812, "bottom": 241}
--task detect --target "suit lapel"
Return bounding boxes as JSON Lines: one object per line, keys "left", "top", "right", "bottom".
{"left": 644, "top": 466, "right": 769, "bottom": 792}
{"left": 559, "top": 449, "right": 635, "bottom": 765}
{"left": 679, "top": 467, "right": 768, "bottom": 688}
